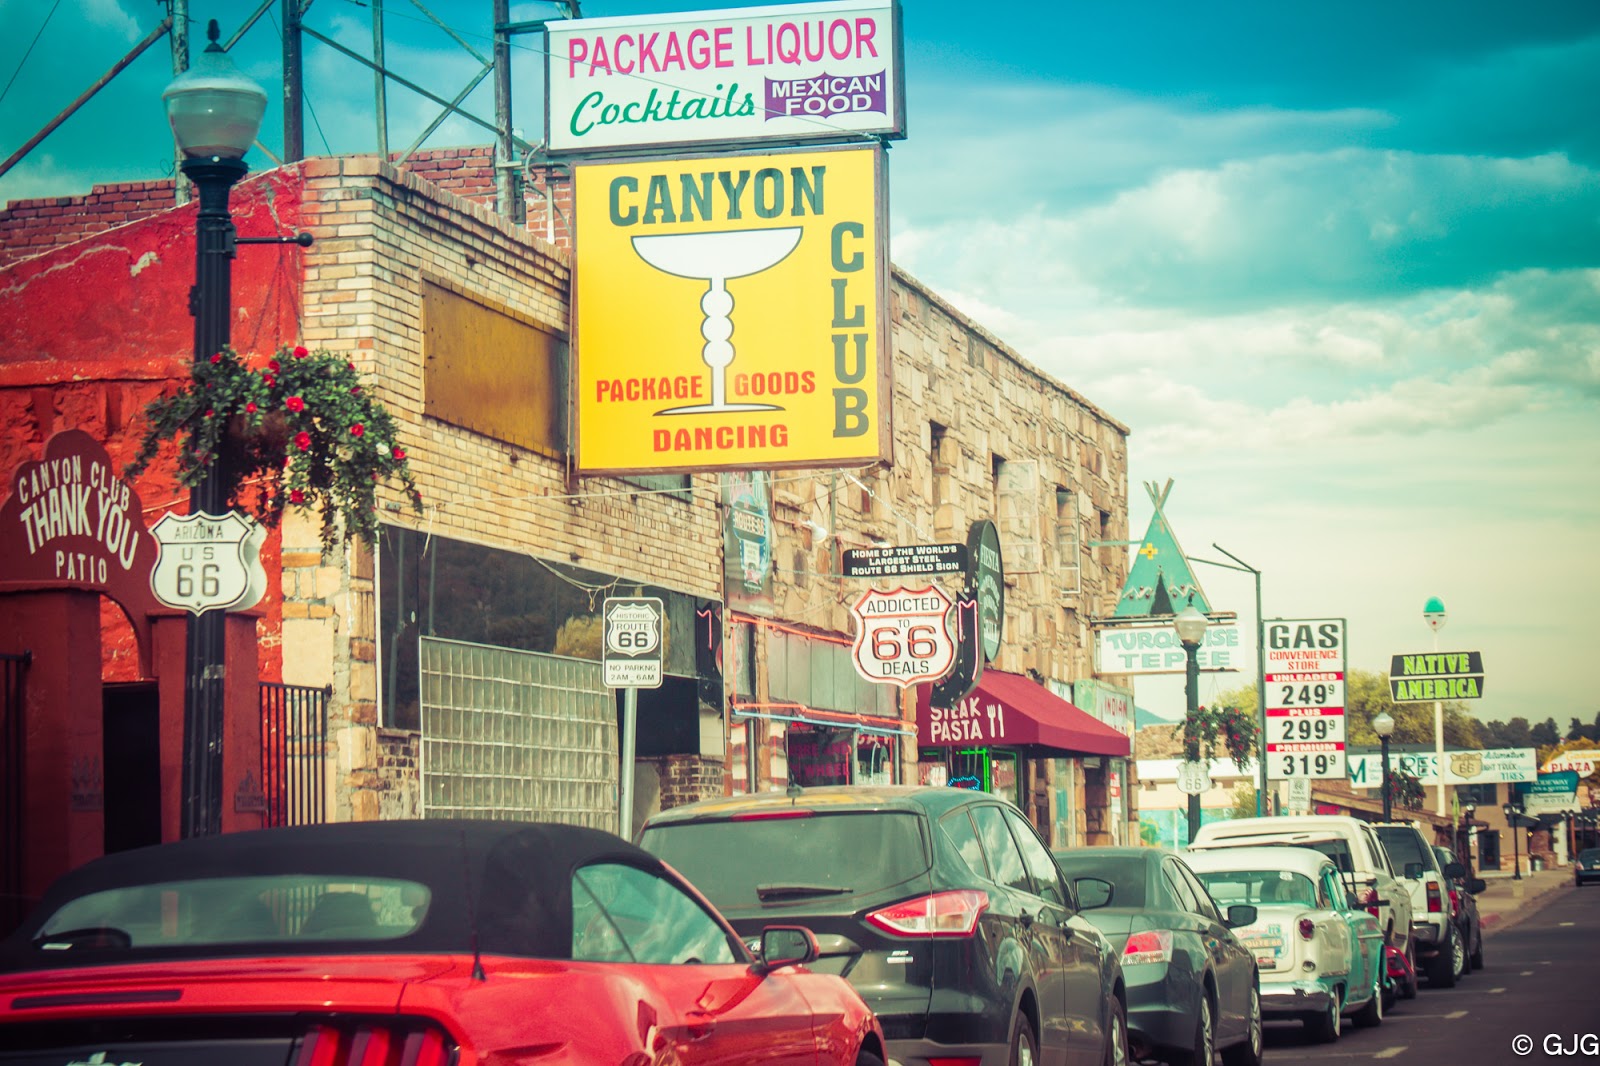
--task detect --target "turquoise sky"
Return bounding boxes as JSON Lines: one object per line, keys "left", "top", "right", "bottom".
{"left": 2, "top": 1, "right": 1596, "bottom": 730}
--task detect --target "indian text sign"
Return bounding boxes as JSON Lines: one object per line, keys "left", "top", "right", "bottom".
{"left": 545, "top": 0, "right": 904, "bottom": 153}
{"left": 575, "top": 145, "right": 889, "bottom": 474}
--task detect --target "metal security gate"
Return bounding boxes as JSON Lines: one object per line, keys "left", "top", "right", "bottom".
{"left": 260, "top": 682, "right": 330, "bottom": 827}
{"left": 1, "top": 651, "right": 31, "bottom": 936}
{"left": 419, "top": 637, "right": 616, "bottom": 831}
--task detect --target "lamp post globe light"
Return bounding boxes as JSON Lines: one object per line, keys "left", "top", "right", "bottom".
{"left": 1373, "top": 710, "right": 1395, "bottom": 822}
{"left": 162, "top": 19, "right": 266, "bottom": 839}
{"left": 1175, "top": 604, "right": 1209, "bottom": 844}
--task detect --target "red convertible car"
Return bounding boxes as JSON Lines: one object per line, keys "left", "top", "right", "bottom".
{"left": 0, "top": 819, "right": 886, "bottom": 1066}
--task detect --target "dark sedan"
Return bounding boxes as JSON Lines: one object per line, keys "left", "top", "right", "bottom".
{"left": 1054, "top": 847, "right": 1261, "bottom": 1066}
{"left": 642, "top": 785, "right": 1129, "bottom": 1066}
{"left": 0, "top": 820, "right": 886, "bottom": 1066}
{"left": 1575, "top": 847, "right": 1600, "bottom": 886}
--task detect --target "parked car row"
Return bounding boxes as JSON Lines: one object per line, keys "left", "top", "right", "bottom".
{"left": 0, "top": 793, "right": 1493, "bottom": 1066}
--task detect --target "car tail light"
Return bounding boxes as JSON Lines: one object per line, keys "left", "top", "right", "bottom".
{"left": 1426, "top": 880, "right": 1443, "bottom": 913}
{"left": 730, "top": 809, "right": 814, "bottom": 821}
{"left": 294, "top": 1023, "right": 454, "bottom": 1066}
{"left": 1447, "top": 886, "right": 1460, "bottom": 915}
{"left": 1123, "top": 930, "right": 1173, "bottom": 965}
{"left": 1298, "top": 918, "right": 1316, "bottom": 940}
{"left": 865, "top": 890, "right": 988, "bottom": 937}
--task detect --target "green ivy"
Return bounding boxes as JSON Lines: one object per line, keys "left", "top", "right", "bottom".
{"left": 125, "top": 344, "right": 422, "bottom": 552}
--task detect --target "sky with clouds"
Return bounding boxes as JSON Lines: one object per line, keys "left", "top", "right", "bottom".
{"left": 2, "top": 1, "right": 1597, "bottom": 734}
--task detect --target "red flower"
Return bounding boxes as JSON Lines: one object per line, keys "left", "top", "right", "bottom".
{"left": 286, "top": 395, "right": 305, "bottom": 413}
{"left": 350, "top": 423, "right": 365, "bottom": 437}
{"left": 350, "top": 386, "right": 362, "bottom": 395}
{"left": 263, "top": 375, "right": 276, "bottom": 388}
{"left": 295, "top": 431, "right": 312, "bottom": 451}
{"left": 392, "top": 447, "right": 405, "bottom": 460}
{"left": 245, "top": 402, "right": 258, "bottom": 413}
{"left": 204, "top": 409, "right": 215, "bottom": 418}
{"left": 289, "top": 489, "right": 305, "bottom": 504}
{"left": 209, "top": 352, "right": 223, "bottom": 364}
{"left": 348, "top": 361, "right": 357, "bottom": 370}
{"left": 293, "top": 346, "right": 309, "bottom": 359}
{"left": 268, "top": 360, "right": 280, "bottom": 372}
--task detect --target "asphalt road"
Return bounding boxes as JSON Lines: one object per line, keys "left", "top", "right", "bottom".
{"left": 1259, "top": 884, "right": 1600, "bottom": 1064}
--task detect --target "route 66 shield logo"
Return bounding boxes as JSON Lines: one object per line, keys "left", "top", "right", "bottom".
{"left": 149, "top": 511, "right": 265, "bottom": 614}
{"left": 1450, "top": 752, "right": 1482, "bottom": 781}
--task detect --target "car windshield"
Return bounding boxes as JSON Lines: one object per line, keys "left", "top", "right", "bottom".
{"left": 29, "top": 875, "right": 429, "bottom": 951}
{"left": 1053, "top": 854, "right": 1146, "bottom": 909}
{"left": 1375, "top": 827, "right": 1432, "bottom": 873}
{"left": 1579, "top": 849, "right": 1600, "bottom": 864}
{"left": 1194, "top": 870, "right": 1318, "bottom": 907}
{"left": 640, "top": 811, "right": 928, "bottom": 909}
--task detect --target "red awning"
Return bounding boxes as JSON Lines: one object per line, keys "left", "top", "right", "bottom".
{"left": 916, "top": 669, "right": 1131, "bottom": 757}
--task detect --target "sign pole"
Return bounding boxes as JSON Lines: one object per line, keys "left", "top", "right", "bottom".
{"left": 1425, "top": 598, "right": 1448, "bottom": 816}
{"left": 620, "top": 686, "right": 638, "bottom": 841}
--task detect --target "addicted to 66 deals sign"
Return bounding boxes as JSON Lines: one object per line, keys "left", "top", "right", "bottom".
{"left": 1264, "top": 618, "right": 1347, "bottom": 781}
{"left": 545, "top": 0, "right": 905, "bottom": 154}
{"left": 574, "top": 144, "right": 889, "bottom": 474}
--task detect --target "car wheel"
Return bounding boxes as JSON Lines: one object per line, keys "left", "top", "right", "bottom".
{"left": 1451, "top": 925, "right": 1468, "bottom": 979}
{"left": 1304, "top": 987, "right": 1341, "bottom": 1043}
{"left": 1469, "top": 926, "right": 1484, "bottom": 970}
{"left": 1104, "top": 996, "right": 1129, "bottom": 1066}
{"left": 1353, "top": 972, "right": 1384, "bottom": 1028}
{"left": 856, "top": 1054, "right": 886, "bottom": 1066}
{"left": 1009, "top": 1012, "right": 1039, "bottom": 1066}
{"left": 1427, "top": 928, "right": 1458, "bottom": 988}
{"left": 1171, "top": 992, "right": 1213, "bottom": 1066}
{"left": 1220, "top": 983, "right": 1262, "bottom": 1066}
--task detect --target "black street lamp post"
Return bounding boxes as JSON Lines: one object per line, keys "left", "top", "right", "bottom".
{"left": 1175, "top": 604, "right": 1209, "bottom": 844}
{"left": 1374, "top": 711, "right": 1395, "bottom": 821}
{"left": 163, "top": 20, "right": 267, "bottom": 838}
{"left": 1503, "top": 801, "right": 1524, "bottom": 881}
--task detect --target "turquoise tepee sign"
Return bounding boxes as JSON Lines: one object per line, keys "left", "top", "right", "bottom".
{"left": 1113, "top": 480, "right": 1212, "bottom": 618}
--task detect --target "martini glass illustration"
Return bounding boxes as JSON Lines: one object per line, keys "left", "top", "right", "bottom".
{"left": 631, "top": 227, "right": 803, "bottom": 414}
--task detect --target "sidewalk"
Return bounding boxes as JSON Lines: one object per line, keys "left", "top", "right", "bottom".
{"left": 1475, "top": 864, "right": 1574, "bottom": 935}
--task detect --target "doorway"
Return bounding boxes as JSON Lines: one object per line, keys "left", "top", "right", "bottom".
{"left": 103, "top": 682, "right": 161, "bottom": 853}
{"left": 1479, "top": 829, "right": 1502, "bottom": 871}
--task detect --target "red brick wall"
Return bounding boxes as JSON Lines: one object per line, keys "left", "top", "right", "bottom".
{"left": 0, "top": 180, "right": 180, "bottom": 269}
{"left": 651, "top": 754, "right": 727, "bottom": 810}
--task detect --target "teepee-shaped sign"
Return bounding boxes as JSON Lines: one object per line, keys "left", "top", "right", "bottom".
{"left": 1112, "top": 480, "right": 1212, "bottom": 618}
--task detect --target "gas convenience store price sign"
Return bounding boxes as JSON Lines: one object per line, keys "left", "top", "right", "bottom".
{"left": 1264, "top": 618, "right": 1347, "bottom": 780}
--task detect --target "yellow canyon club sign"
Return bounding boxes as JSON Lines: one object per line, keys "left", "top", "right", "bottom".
{"left": 574, "top": 144, "right": 889, "bottom": 474}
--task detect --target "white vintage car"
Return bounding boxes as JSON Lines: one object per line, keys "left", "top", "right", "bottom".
{"left": 1185, "top": 845, "right": 1387, "bottom": 1043}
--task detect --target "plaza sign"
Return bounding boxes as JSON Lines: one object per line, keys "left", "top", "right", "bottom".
{"left": 545, "top": 0, "right": 905, "bottom": 154}
{"left": 573, "top": 144, "right": 889, "bottom": 474}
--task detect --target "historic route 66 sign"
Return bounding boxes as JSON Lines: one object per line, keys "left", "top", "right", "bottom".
{"left": 149, "top": 511, "right": 267, "bottom": 614}
{"left": 603, "top": 596, "right": 664, "bottom": 689}
{"left": 1175, "top": 760, "right": 1213, "bottom": 796}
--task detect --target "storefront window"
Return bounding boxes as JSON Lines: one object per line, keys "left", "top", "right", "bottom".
{"left": 857, "top": 735, "right": 895, "bottom": 785}
{"left": 786, "top": 724, "right": 854, "bottom": 786}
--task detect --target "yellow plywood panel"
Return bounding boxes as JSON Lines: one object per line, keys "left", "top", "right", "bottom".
{"left": 573, "top": 144, "right": 890, "bottom": 474}
{"left": 423, "top": 280, "right": 566, "bottom": 458}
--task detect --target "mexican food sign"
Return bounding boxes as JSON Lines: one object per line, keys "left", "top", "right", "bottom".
{"left": 545, "top": 0, "right": 905, "bottom": 154}
{"left": 574, "top": 144, "right": 889, "bottom": 473}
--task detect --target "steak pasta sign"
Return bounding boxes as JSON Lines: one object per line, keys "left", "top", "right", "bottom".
{"left": 545, "top": 0, "right": 904, "bottom": 154}
{"left": 575, "top": 145, "right": 889, "bottom": 473}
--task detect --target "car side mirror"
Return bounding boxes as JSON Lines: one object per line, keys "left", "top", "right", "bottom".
{"left": 1225, "top": 903, "right": 1258, "bottom": 928}
{"left": 1468, "top": 878, "right": 1487, "bottom": 895}
{"left": 753, "top": 925, "right": 818, "bottom": 976}
{"left": 1444, "top": 862, "right": 1466, "bottom": 879}
{"left": 1403, "top": 862, "right": 1425, "bottom": 880}
{"left": 1074, "top": 877, "right": 1113, "bottom": 910}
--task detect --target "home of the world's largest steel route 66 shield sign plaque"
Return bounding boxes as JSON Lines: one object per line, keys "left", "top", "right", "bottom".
{"left": 850, "top": 584, "right": 956, "bottom": 688}
{"left": 603, "top": 596, "right": 664, "bottom": 689}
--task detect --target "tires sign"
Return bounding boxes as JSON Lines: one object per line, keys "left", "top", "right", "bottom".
{"left": 149, "top": 511, "right": 267, "bottom": 615}
{"left": 850, "top": 584, "right": 955, "bottom": 688}
{"left": 1264, "top": 618, "right": 1346, "bottom": 780}
{"left": 603, "top": 597, "right": 664, "bottom": 688}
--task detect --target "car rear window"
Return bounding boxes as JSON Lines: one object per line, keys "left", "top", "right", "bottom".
{"left": 29, "top": 876, "right": 429, "bottom": 952}
{"left": 640, "top": 811, "right": 928, "bottom": 909}
{"left": 1374, "top": 827, "right": 1431, "bottom": 873}
{"left": 1054, "top": 854, "right": 1147, "bottom": 909}
{"left": 1194, "top": 870, "right": 1318, "bottom": 907}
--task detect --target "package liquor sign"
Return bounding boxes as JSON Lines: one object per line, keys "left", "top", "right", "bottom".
{"left": 1264, "top": 618, "right": 1347, "bottom": 781}
{"left": 544, "top": 0, "right": 905, "bottom": 155}
{"left": 574, "top": 144, "right": 889, "bottom": 474}
{"left": 849, "top": 584, "right": 955, "bottom": 687}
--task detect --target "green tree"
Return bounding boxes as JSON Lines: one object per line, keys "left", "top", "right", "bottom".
{"left": 1531, "top": 718, "right": 1561, "bottom": 747}
{"left": 1215, "top": 668, "right": 1484, "bottom": 748}
{"left": 1568, "top": 717, "right": 1590, "bottom": 742}
{"left": 1229, "top": 783, "right": 1258, "bottom": 820}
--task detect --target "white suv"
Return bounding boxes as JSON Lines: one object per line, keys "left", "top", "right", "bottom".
{"left": 1188, "top": 815, "right": 1417, "bottom": 966}
{"left": 1373, "top": 821, "right": 1460, "bottom": 986}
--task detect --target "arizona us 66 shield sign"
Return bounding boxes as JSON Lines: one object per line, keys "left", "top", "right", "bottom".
{"left": 850, "top": 584, "right": 955, "bottom": 688}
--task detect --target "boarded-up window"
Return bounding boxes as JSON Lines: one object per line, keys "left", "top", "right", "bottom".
{"left": 423, "top": 278, "right": 566, "bottom": 457}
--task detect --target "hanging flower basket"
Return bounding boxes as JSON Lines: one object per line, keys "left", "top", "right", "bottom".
{"left": 125, "top": 344, "right": 423, "bottom": 552}
{"left": 1181, "top": 704, "right": 1259, "bottom": 768}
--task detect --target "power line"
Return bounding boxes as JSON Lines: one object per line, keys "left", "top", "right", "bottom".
{"left": 0, "top": 0, "right": 64, "bottom": 108}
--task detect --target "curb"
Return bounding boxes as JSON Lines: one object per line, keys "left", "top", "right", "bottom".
{"left": 1478, "top": 881, "right": 1572, "bottom": 937}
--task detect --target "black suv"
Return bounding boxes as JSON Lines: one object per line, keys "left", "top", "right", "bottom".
{"left": 640, "top": 785, "right": 1128, "bottom": 1066}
